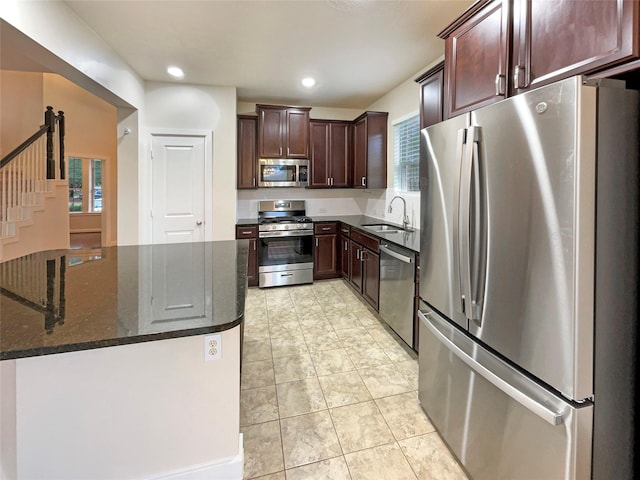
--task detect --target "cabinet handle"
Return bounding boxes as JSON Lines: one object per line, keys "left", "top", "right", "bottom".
{"left": 344, "top": 241, "right": 348, "bottom": 251}
{"left": 356, "top": 249, "right": 360, "bottom": 260}
{"left": 513, "top": 65, "right": 527, "bottom": 89}
{"left": 361, "top": 250, "right": 367, "bottom": 262}
{"left": 287, "top": 147, "right": 290, "bottom": 156}
{"left": 361, "top": 176, "right": 366, "bottom": 187}
{"left": 252, "top": 177, "right": 256, "bottom": 187}
{"left": 495, "top": 73, "right": 505, "bottom": 96}
{"left": 253, "top": 241, "right": 256, "bottom": 251}
{"left": 241, "top": 230, "right": 252, "bottom": 235}
{"left": 321, "top": 226, "right": 331, "bottom": 231}
{"left": 316, "top": 238, "right": 319, "bottom": 247}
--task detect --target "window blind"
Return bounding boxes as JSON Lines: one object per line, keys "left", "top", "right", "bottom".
{"left": 394, "top": 114, "right": 420, "bottom": 192}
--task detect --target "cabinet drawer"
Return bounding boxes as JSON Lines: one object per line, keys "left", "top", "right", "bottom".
{"left": 351, "top": 229, "right": 379, "bottom": 253}
{"left": 314, "top": 222, "right": 338, "bottom": 235}
{"left": 235, "top": 226, "right": 258, "bottom": 238}
{"left": 340, "top": 224, "right": 351, "bottom": 237}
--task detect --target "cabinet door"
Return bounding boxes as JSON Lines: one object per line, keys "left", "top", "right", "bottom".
{"left": 247, "top": 238, "right": 258, "bottom": 287}
{"left": 314, "top": 234, "right": 338, "bottom": 279}
{"left": 310, "top": 121, "right": 330, "bottom": 187}
{"left": 286, "top": 109, "right": 310, "bottom": 158}
{"left": 258, "top": 108, "right": 285, "bottom": 158}
{"left": 362, "top": 249, "right": 380, "bottom": 310}
{"left": 513, "top": 0, "right": 640, "bottom": 93}
{"left": 417, "top": 63, "right": 444, "bottom": 129}
{"left": 350, "top": 240, "right": 363, "bottom": 290}
{"left": 237, "top": 116, "right": 257, "bottom": 189}
{"left": 353, "top": 118, "right": 367, "bottom": 188}
{"left": 340, "top": 236, "right": 350, "bottom": 280}
{"left": 329, "top": 122, "right": 351, "bottom": 187}
{"left": 443, "top": 0, "right": 510, "bottom": 118}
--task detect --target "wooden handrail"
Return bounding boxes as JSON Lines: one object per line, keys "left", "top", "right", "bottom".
{"left": 0, "top": 124, "right": 48, "bottom": 169}
{"left": 0, "top": 106, "right": 65, "bottom": 179}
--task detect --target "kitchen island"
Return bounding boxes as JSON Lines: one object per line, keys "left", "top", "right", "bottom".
{"left": 0, "top": 241, "right": 248, "bottom": 479}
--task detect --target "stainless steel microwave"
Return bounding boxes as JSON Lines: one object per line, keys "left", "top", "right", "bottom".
{"left": 258, "top": 159, "right": 309, "bottom": 187}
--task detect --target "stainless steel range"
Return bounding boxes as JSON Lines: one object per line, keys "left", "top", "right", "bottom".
{"left": 258, "top": 200, "right": 313, "bottom": 288}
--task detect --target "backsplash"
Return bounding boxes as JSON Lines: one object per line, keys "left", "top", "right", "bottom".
{"left": 237, "top": 188, "right": 420, "bottom": 229}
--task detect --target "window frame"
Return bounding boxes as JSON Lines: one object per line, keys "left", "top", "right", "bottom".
{"left": 67, "top": 156, "right": 104, "bottom": 214}
{"left": 392, "top": 112, "right": 421, "bottom": 193}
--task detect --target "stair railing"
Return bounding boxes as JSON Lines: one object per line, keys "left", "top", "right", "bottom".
{"left": 0, "top": 106, "right": 65, "bottom": 226}
{"left": 0, "top": 252, "right": 66, "bottom": 334}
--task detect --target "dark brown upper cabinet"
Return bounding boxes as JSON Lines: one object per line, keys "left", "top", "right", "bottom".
{"left": 256, "top": 104, "right": 311, "bottom": 159}
{"left": 309, "top": 120, "right": 351, "bottom": 188}
{"left": 352, "top": 111, "right": 388, "bottom": 189}
{"left": 237, "top": 115, "right": 257, "bottom": 189}
{"left": 511, "top": 0, "right": 640, "bottom": 93}
{"left": 439, "top": 0, "right": 640, "bottom": 118}
{"left": 440, "top": 0, "right": 510, "bottom": 119}
{"left": 415, "top": 61, "right": 444, "bottom": 129}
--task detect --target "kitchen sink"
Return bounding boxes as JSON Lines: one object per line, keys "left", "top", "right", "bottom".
{"left": 362, "top": 224, "right": 404, "bottom": 233}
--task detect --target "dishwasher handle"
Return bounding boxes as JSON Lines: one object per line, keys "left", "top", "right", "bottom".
{"left": 380, "top": 244, "right": 413, "bottom": 264}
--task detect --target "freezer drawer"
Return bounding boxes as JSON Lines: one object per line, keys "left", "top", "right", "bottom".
{"left": 418, "top": 309, "right": 593, "bottom": 480}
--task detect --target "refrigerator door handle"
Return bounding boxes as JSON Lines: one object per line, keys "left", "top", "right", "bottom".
{"left": 453, "top": 128, "right": 469, "bottom": 316}
{"left": 468, "top": 127, "right": 487, "bottom": 326}
{"left": 419, "top": 310, "right": 566, "bottom": 427}
{"left": 458, "top": 128, "right": 473, "bottom": 320}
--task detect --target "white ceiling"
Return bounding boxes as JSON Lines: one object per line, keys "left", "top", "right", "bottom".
{"left": 63, "top": 0, "right": 473, "bottom": 109}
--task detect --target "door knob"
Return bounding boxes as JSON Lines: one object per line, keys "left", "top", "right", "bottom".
{"left": 196, "top": 220, "right": 203, "bottom": 226}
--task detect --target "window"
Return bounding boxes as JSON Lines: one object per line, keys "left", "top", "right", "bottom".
{"left": 68, "top": 157, "right": 102, "bottom": 213}
{"left": 393, "top": 114, "right": 420, "bottom": 192}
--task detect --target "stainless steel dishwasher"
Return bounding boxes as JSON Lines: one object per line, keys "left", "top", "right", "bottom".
{"left": 379, "top": 242, "right": 416, "bottom": 349}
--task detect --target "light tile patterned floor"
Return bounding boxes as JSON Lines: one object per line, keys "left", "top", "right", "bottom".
{"left": 241, "top": 279, "right": 469, "bottom": 480}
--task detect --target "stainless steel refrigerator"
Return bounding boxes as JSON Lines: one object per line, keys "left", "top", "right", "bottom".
{"left": 418, "top": 76, "right": 639, "bottom": 480}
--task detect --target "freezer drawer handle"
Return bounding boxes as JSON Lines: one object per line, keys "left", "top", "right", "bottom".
{"left": 380, "top": 245, "right": 413, "bottom": 264}
{"left": 419, "top": 311, "right": 565, "bottom": 426}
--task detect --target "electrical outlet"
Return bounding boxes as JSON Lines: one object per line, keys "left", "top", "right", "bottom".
{"left": 204, "top": 334, "right": 222, "bottom": 361}
{"left": 319, "top": 207, "right": 327, "bottom": 213}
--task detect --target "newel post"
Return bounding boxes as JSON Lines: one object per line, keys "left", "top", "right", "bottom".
{"left": 58, "top": 110, "right": 65, "bottom": 180}
{"left": 45, "top": 106, "right": 55, "bottom": 179}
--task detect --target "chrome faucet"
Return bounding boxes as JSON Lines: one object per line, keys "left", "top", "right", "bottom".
{"left": 388, "top": 195, "right": 410, "bottom": 230}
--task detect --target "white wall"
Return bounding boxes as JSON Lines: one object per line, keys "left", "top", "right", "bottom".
{"left": 1, "top": 1, "right": 146, "bottom": 246}
{"left": 143, "top": 82, "right": 238, "bottom": 242}
{"left": 5, "top": 329, "right": 241, "bottom": 480}
{"left": 362, "top": 56, "right": 445, "bottom": 229}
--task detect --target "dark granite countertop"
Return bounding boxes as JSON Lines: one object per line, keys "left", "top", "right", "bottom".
{"left": 235, "top": 215, "right": 419, "bottom": 253}
{"left": 0, "top": 241, "right": 248, "bottom": 360}
{"left": 312, "top": 215, "right": 420, "bottom": 253}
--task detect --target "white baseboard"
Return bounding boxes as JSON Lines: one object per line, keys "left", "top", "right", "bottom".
{"left": 147, "top": 434, "right": 244, "bottom": 480}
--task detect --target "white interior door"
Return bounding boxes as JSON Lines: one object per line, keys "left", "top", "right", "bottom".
{"left": 151, "top": 134, "right": 206, "bottom": 244}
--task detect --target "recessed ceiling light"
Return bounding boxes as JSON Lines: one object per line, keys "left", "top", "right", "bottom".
{"left": 167, "top": 66, "right": 184, "bottom": 78}
{"left": 301, "top": 77, "right": 316, "bottom": 88}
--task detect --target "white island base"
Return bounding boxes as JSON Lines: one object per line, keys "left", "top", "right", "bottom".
{"left": 0, "top": 327, "right": 243, "bottom": 480}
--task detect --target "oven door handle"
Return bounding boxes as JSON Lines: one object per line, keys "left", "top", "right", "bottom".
{"left": 259, "top": 230, "right": 314, "bottom": 238}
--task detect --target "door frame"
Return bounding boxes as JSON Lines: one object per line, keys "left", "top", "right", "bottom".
{"left": 144, "top": 129, "right": 213, "bottom": 244}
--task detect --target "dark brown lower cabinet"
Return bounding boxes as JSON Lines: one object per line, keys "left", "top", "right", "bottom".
{"left": 349, "top": 232, "right": 380, "bottom": 310}
{"left": 235, "top": 226, "right": 258, "bottom": 287}
{"left": 314, "top": 222, "right": 340, "bottom": 280}
{"left": 340, "top": 235, "right": 350, "bottom": 280}
{"left": 362, "top": 249, "right": 380, "bottom": 310}
{"left": 314, "top": 234, "right": 338, "bottom": 279}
